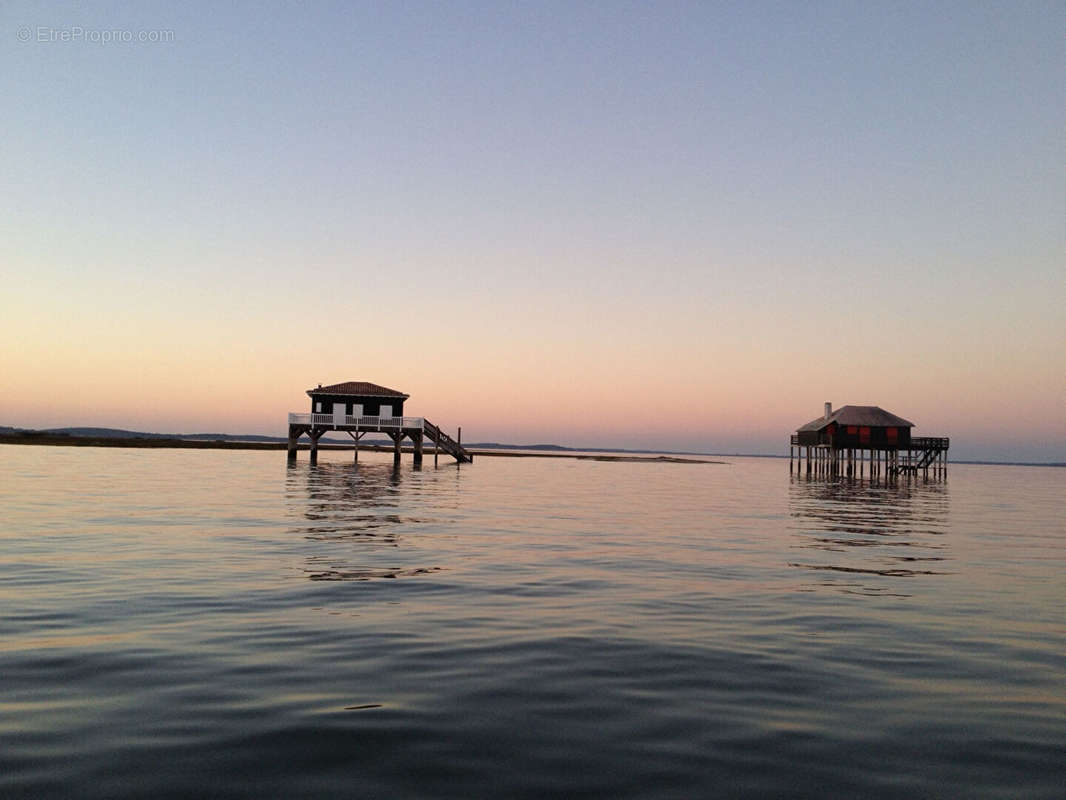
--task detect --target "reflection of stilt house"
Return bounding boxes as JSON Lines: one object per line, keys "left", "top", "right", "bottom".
{"left": 287, "top": 381, "right": 472, "bottom": 464}
{"left": 790, "top": 403, "right": 948, "bottom": 477}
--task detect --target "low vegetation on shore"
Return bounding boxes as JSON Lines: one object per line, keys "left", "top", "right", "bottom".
{"left": 0, "top": 431, "right": 719, "bottom": 463}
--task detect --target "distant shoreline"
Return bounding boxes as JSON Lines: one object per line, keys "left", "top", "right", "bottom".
{"left": 0, "top": 433, "right": 720, "bottom": 464}
{"left": 1, "top": 432, "right": 1060, "bottom": 468}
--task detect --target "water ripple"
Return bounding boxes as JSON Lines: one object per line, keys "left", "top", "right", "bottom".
{"left": 0, "top": 449, "right": 1063, "bottom": 798}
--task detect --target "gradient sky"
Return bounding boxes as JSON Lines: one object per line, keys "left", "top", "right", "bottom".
{"left": 2, "top": 1, "right": 1063, "bottom": 460}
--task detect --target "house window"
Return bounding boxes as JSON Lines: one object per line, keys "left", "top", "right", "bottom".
{"left": 860, "top": 427, "right": 871, "bottom": 443}
{"left": 315, "top": 401, "right": 322, "bottom": 412}
{"left": 886, "top": 427, "right": 899, "bottom": 443}
{"left": 847, "top": 426, "right": 858, "bottom": 435}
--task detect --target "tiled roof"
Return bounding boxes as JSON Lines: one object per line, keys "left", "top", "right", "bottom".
{"left": 307, "top": 382, "right": 409, "bottom": 398}
{"left": 797, "top": 405, "right": 914, "bottom": 432}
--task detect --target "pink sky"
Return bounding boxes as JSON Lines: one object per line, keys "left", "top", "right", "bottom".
{"left": 2, "top": 4, "right": 1063, "bottom": 462}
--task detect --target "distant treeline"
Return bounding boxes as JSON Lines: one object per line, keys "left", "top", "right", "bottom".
{"left": 0, "top": 425, "right": 708, "bottom": 455}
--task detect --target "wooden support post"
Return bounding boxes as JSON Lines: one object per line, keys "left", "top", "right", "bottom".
{"left": 393, "top": 432, "right": 402, "bottom": 464}
{"left": 287, "top": 425, "right": 299, "bottom": 462}
{"left": 413, "top": 431, "right": 423, "bottom": 466}
{"left": 309, "top": 428, "right": 321, "bottom": 465}
{"left": 347, "top": 430, "right": 364, "bottom": 461}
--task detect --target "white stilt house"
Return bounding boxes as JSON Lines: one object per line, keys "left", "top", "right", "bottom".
{"left": 287, "top": 381, "right": 471, "bottom": 464}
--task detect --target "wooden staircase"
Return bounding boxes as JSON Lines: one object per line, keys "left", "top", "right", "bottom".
{"left": 423, "top": 419, "right": 473, "bottom": 463}
{"left": 893, "top": 437, "right": 949, "bottom": 474}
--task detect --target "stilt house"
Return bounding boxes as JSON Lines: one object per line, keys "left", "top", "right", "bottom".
{"left": 796, "top": 403, "right": 913, "bottom": 449}
{"left": 287, "top": 380, "right": 472, "bottom": 464}
{"left": 790, "top": 402, "right": 948, "bottom": 477}
{"left": 308, "top": 382, "right": 408, "bottom": 421}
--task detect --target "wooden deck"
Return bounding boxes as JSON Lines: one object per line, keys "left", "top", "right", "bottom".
{"left": 286, "top": 413, "right": 472, "bottom": 464}
{"left": 788, "top": 435, "right": 949, "bottom": 478}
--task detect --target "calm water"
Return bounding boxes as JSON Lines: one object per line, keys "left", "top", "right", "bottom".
{"left": 1, "top": 446, "right": 1064, "bottom": 798}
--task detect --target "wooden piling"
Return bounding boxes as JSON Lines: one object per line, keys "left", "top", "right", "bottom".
{"left": 347, "top": 430, "right": 365, "bottom": 461}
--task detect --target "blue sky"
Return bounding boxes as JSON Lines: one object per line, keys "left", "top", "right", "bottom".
{"left": 2, "top": 2, "right": 1063, "bottom": 460}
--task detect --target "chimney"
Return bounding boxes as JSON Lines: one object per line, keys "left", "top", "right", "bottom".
{"left": 824, "top": 401, "right": 832, "bottom": 420}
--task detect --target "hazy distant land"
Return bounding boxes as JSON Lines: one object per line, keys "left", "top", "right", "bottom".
{"left": 1, "top": 426, "right": 1061, "bottom": 467}
{"left": 0, "top": 426, "right": 721, "bottom": 464}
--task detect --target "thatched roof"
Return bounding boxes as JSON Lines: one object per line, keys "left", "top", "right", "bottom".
{"left": 307, "top": 381, "right": 409, "bottom": 399}
{"left": 797, "top": 405, "right": 914, "bottom": 432}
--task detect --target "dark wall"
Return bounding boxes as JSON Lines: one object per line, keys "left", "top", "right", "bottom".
{"left": 795, "top": 426, "right": 912, "bottom": 449}
{"left": 309, "top": 395, "right": 405, "bottom": 417}
{"left": 832, "top": 425, "right": 912, "bottom": 449}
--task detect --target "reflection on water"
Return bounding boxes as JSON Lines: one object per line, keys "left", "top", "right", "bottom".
{"left": 3, "top": 449, "right": 1064, "bottom": 800}
{"left": 788, "top": 474, "right": 951, "bottom": 597}
{"left": 286, "top": 460, "right": 446, "bottom": 582}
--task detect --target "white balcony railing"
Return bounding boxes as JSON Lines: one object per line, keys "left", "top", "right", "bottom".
{"left": 288, "top": 413, "right": 424, "bottom": 430}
